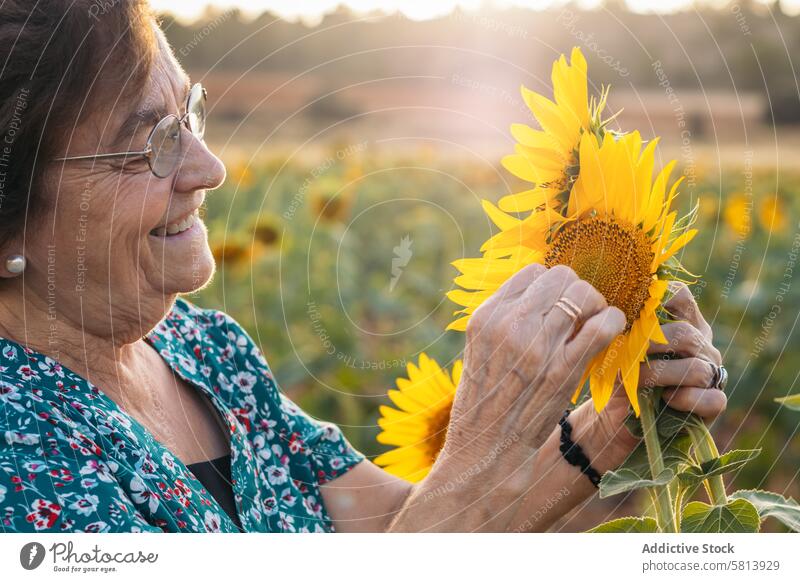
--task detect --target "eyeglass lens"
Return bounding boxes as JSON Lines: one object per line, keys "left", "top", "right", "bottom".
{"left": 149, "top": 84, "right": 206, "bottom": 178}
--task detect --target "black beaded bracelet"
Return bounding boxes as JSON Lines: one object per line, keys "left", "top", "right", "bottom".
{"left": 558, "top": 409, "right": 602, "bottom": 488}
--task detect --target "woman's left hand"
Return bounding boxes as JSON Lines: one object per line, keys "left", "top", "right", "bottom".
{"left": 569, "top": 281, "right": 727, "bottom": 472}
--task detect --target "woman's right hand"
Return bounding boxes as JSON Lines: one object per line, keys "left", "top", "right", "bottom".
{"left": 441, "top": 263, "right": 626, "bottom": 483}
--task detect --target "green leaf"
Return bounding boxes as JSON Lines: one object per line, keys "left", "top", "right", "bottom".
{"left": 775, "top": 394, "right": 800, "bottom": 412}
{"left": 680, "top": 499, "right": 760, "bottom": 533}
{"left": 599, "top": 467, "right": 675, "bottom": 499}
{"left": 677, "top": 449, "right": 761, "bottom": 486}
{"left": 625, "top": 388, "right": 704, "bottom": 438}
{"left": 588, "top": 516, "right": 659, "bottom": 533}
{"left": 615, "top": 433, "right": 694, "bottom": 480}
{"left": 656, "top": 405, "right": 703, "bottom": 438}
{"left": 730, "top": 489, "right": 800, "bottom": 532}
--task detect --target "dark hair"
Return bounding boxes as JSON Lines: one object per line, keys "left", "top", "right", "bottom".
{"left": 0, "top": 0, "right": 157, "bottom": 248}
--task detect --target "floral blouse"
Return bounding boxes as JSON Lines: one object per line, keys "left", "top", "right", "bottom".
{"left": 0, "top": 298, "right": 364, "bottom": 532}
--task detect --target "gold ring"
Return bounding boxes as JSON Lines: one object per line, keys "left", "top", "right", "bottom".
{"left": 554, "top": 297, "right": 581, "bottom": 321}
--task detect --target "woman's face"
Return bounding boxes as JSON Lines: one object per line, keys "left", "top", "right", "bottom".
{"left": 23, "top": 28, "right": 226, "bottom": 334}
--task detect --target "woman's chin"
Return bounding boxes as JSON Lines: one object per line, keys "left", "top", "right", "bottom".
{"left": 146, "top": 232, "right": 216, "bottom": 294}
{"left": 147, "top": 240, "right": 215, "bottom": 295}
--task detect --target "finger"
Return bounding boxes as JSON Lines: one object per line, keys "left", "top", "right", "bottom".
{"left": 487, "top": 263, "right": 547, "bottom": 306}
{"left": 516, "top": 264, "right": 578, "bottom": 315}
{"left": 662, "top": 386, "right": 727, "bottom": 420}
{"left": 543, "top": 279, "right": 608, "bottom": 341}
{"left": 469, "top": 263, "right": 546, "bottom": 333}
{"left": 639, "top": 357, "right": 716, "bottom": 391}
{"left": 664, "top": 281, "right": 712, "bottom": 339}
{"left": 495, "top": 262, "right": 548, "bottom": 302}
{"left": 563, "top": 306, "right": 626, "bottom": 370}
{"left": 647, "top": 322, "right": 722, "bottom": 365}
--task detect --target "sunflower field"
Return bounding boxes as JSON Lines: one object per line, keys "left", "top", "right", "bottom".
{"left": 190, "top": 136, "right": 800, "bottom": 530}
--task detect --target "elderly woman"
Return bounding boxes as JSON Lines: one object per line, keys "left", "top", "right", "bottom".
{"left": 0, "top": 1, "right": 726, "bottom": 533}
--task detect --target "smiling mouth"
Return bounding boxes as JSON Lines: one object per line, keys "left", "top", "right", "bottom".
{"left": 150, "top": 209, "right": 200, "bottom": 237}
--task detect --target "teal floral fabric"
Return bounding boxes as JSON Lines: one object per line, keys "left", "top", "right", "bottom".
{"left": 0, "top": 298, "right": 364, "bottom": 532}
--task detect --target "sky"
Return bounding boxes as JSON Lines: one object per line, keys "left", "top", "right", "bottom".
{"left": 148, "top": 0, "right": 787, "bottom": 25}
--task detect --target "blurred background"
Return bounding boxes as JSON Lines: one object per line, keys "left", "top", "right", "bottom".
{"left": 155, "top": 0, "right": 800, "bottom": 530}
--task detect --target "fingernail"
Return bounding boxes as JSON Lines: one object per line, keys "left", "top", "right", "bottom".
{"left": 610, "top": 306, "right": 626, "bottom": 328}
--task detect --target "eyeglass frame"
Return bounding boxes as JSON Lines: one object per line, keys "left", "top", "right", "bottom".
{"left": 53, "top": 83, "right": 207, "bottom": 178}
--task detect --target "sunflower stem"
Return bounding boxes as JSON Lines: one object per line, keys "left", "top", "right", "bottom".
{"left": 687, "top": 422, "right": 727, "bottom": 505}
{"left": 639, "top": 388, "right": 677, "bottom": 532}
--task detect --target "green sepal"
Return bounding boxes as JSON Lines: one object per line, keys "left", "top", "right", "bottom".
{"left": 775, "top": 394, "right": 800, "bottom": 412}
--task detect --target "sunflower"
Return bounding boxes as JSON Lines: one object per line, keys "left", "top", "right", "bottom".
{"left": 447, "top": 130, "right": 697, "bottom": 415}
{"left": 723, "top": 193, "right": 752, "bottom": 239}
{"left": 248, "top": 213, "right": 283, "bottom": 256}
{"left": 209, "top": 231, "right": 252, "bottom": 269}
{"left": 309, "top": 177, "right": 356, "bottom": 225}
{"left": 374, "top": 354, "right": 461, "bottom": 482}
{"left": 757, "top": 195, "right": 787, "bottom": 234}
{"left": 499, "top": 46, "right": 610, "bottom": 214}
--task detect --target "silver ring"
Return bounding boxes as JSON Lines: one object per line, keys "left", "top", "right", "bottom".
{"left": 710, "top": 364, "right": 728, "bottom": 391}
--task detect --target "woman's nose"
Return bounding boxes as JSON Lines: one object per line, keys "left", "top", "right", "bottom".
{"left": 173, "top": 131, "right": 226, "bottom": 192}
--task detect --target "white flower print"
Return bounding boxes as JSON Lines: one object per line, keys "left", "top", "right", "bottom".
{"left": 203, "top": 510, "right": 222, "bottom": 532}
{"left": 22, "top": 459, "right": 47, "bottom": 473}
{"left": 258, "top": 418, "right": 277, "bottom": 439}
{"left": 303, "top": 495, "right": 323, "bottom": 518}
{"left": 279, "top": 489, "right": 296, "bottom": 506}
{"left": 267, "top": 465, "right": 288, "bottom": 486}
{"left": 4, "top": 431, "right": 40, "bottom": 445}
{"left": 80, "top": 459, "right": 116, "bottom": 483}
{"left": 161, "top": 451, "right": 176, "bottom": 472}
{"left": 278, "top": 512, "right": 295, "bottom": 532}
{"left": 0, "top": 483, "right": 6, "bottom": 504}
{"left": 38, "top": 357, "right": 64, "bottom": 378}
{"left": 179, "top": 323, "right": 201, "bottom": 342}
{"left": 230, "top": 371, "right": 257, "bottom": 393}
{"left": 69, "top": 494, "right": 100, "bottom": 516}
{"left": 217, "top": 371, "right": 233, "bottom": 392}
{"left": 0, "top": 381, "right": 25, "bottom": 413}
{"left": 16, "top": 364, "right": 40, "bottom": 382}
{"left": 82, "top": 521, "right": 110, "bottom": 533}
{"left": 261, "top": 496, "right": 278, "bottom": 516}
{"left": 321, "top": 424, "right": 341, "bottom": 442}
{"left": 130, "top": 475, "right": 160, "bottom": 514}
{"left": 176, "top": 354, "right": 197, "bottom": 375}
{"left": 2, "top": 344, "right": 18, "bottom": 360}
{"left": 226, "top": 330, "right": 248, "bottom": 355}
{"left": 218, "top": 345, "right": 235, "bottom": 363}
{"left": 252, "top": 434, "right": 272, "bottom": 462}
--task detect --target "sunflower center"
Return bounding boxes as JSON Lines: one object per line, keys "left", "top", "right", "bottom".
{"left": 544, "top": 215, "right": 654, "bottom": 330}
{"left": 425, "top": 406, "right": 451, "bottom": 463}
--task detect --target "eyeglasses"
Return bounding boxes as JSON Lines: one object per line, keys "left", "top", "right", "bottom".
{"left": 55, "top": 83, "right": 207, "bottom": 179}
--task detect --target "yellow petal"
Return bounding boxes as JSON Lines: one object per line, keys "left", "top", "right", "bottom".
{"left": 498, "top": 187, "right": 557, "bottom": 213}
{"left": 481, "top": 199, "right": 520, "bottom": 231}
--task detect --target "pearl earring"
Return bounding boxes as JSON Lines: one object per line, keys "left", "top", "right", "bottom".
{"left": 5, "top": 255, "right": 26, "bottom": 275}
